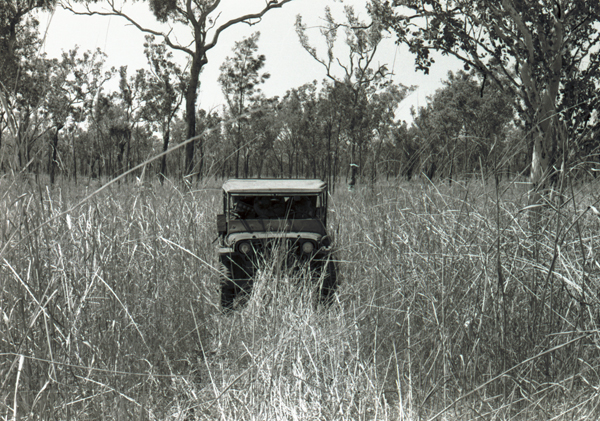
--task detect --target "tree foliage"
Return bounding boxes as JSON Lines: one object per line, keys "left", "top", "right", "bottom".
{"left": 4, "top": 0, "right": 598, "bottom": 187}
{"left": 372, "top": 0, "right": 600, "bottom": 198}
{"left": 0, "top": 0, "right": 57, "bottom": 83}
{"left": 63, "top": 0, "right": 297, "bottom": 178}
{"left": 407, "top": 70, "right": 518, "bottom": 181}
{"left": 218, "top": 31, "right": 269, "bottom": 178}
{"left": 139, "top": 35, "right": 186, "bottom": 181}
{"left": 296, "top": 5, "right": 412, "bottom": 187}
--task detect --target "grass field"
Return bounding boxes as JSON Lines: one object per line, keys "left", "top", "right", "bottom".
{"left": 1, "top": 174, "right": 600, "bottom": 420}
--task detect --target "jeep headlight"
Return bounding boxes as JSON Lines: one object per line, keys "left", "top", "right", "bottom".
{"left": 301, "top": 241, "right": 315, "bottom": 254}
{"left": 238, "top": 241, "right": 252, "bottom": 254}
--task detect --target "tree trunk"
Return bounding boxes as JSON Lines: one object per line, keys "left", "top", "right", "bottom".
{"left": 528, "top": 98, "right": 561, "bottom": 205}
{"left": 160, "top": 124, "right": 170, "bottom": 183}
{"left": 71, "top": 132, "right": 77, "bottom": 184}
{"left": 125, "top": 129, "right": 131, "bottom": 179}
{"left": 49, "top": 127, "right": 60, "bottom": 185}
{"left": 185, "top": 55, "right": 203, "bottom": 177}
{"left": 0, "top": 117, "right": 3, "bottom": 171}
{"left": 523, "top": 12, "right": 563, "bottom": 206}
{"left": 326, "top": 122, "right": 332, "bottom": 187}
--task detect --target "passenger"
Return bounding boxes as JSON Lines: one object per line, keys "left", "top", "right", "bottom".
{"left": 272, "top": 196, "right": 287, "bottom": 218}
{"left": 291, "top": 196, "right": 315, "bottom": 218}
{"left": 253, "top": 196, "right": 278, "bottom": 219}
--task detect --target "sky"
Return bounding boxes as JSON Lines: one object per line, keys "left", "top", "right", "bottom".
{"left": 38, "top": 0, "right": 460, "bottom": 123}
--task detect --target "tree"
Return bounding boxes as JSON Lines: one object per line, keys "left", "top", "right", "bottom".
{"left": 112, "top": 66, "right": 136, "bottom": 178}
{"left": 43, "top": 50, "right": 79, "bottom": 184}
{"left": 1, "top": 2, "right": 55, "bottom": 172}
{"left": 0, "top": 2, "right": 118, "bottom": 178}
{"left": 0, "top": 0, "right": 57, "bottom": 84}
{"left": 315, "top": 81, "right": 344, "bottom": 189}
{"left": 296, "top": 5, "right": 411, "bottom": 185}
{"left": 194, "top": 108, "right": 221, "bottom": 178}
{"left": 139, "top": 35, "right": 185, "bottom": 182}
{"left": 245, "top": 97, "right": 280, "bottom": 178}
{"left": 372, "top": 0, "right": 600, "bottom": 201}
{"left": 363, "top": 82, "right": 409, "bottom": 183}
{"left": 75, "top": 52, "right": 117, "bottom": 178}
{"left": 277, "top": 83, "right": 320, "bottom": 178}
{"left": 218, "top": 31, "right": 269, "bottom": 178}
{"left": 37, "top": 48, "right": 114, "bottom": 184}
{"left": 410, "top": 70, "right": 516, "bottom": 182}
{"left": 63, "top": 0, "right": 297, "bottom": 178}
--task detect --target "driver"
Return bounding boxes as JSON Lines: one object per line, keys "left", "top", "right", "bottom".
{"left": 254, "top": 196, "right": 279, "bottom": 218}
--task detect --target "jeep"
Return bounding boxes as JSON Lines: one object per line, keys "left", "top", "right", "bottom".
{"left": 216, "top": 179, "right": 337, "bottom": 309}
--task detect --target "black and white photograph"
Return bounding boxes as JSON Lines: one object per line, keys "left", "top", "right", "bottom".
{"left": 1, "top": 0, "right": 600, "bottom": 419}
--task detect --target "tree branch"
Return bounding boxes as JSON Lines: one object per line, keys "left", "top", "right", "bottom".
{"left": 204, "top": 0, "right": 295, "bottom": 53}
{"left": 60, "top": 0, "right": 194, "bottom": 56}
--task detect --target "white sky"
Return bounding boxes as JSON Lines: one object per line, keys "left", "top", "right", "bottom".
{"left": 38, "top": 0, "right": 460, "bottom": 122}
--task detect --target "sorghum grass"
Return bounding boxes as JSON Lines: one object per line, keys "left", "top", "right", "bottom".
{"left": 2, "top": 174, "right": 600, "bottom": 420}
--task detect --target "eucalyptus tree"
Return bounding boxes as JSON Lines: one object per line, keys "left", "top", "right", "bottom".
{"left": 0, "top": 1, "right": 55, "bottom": 171}
{"left": 372, "top": 0, "right": 600, "bottom": 201}
{"left": 138, "top": 35, "right": 185, "bottom": 181}
{"left": 387, "top": 120, "right": 415, "bottom": 178}
{"left": 288, "top": 83, "right": 322, "bottom": 178}
{"left": 110, "top": 66, "right": 138, "bottom": 177}
{"left": 410, "top": 70, "right": 515, "bottom": 182}
{"left": 374, "top": 0, "right": 600, "bottom": 390}
{"left": 0, "top": 0, "right": 58, "bottom": 84}
{"left": 361, "top": 81, "right": 410, "bottom": 182}
{"left": 1, "top": 12, "right": 111, "bottom": 177}
{"left": 296, "top": 5, "right": 410, "bottom": 183}
{"left": 269, "top": 81, "right": 330, "bottom": 179}
{"left": 1, "top": 49, "right": 47, "bottom": 171}
{"left": 315, "top": 80, "right": 344, "bottom": 188}
{"left": 42, "top": 50, "right": 82, "bottom": 183}
{"left": 72, "top": 50, "right": 116, "bottom": 178}
{"left": 276, "top": 84, "right": 313, "bottom": 178}
{"left": 37, "top": 48, "right": 115, "bottom": 183}
{"left": 218, "top": 31, "right": 269, "bottom": 178}
{"left": 248, "top": 97, "right": 280, "bottom": 178}
{"left": 193, "top": 108, "right": 221, "bottom": 178}
{"left": 63, "top": 0, "right": 297, "bottom": 178}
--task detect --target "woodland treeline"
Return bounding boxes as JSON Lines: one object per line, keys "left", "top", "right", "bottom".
{"left": 1, "top": 1, "right": 599, "bottom": 187}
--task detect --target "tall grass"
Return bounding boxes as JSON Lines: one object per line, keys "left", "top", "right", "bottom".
{"left": 1, "top": 174, "right": 600, "bottom": 419}
{"left": 1, "top": 175, "right": 219, "bottom": 419}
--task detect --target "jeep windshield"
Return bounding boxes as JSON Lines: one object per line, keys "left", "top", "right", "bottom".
{"left": 222, "top": 179, "right": 327, "bottom": 223}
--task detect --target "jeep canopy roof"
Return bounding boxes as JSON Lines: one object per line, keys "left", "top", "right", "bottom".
{"left": 222, "top": 179, "right": 326, "bottom": 195}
